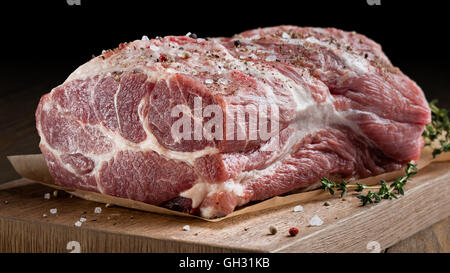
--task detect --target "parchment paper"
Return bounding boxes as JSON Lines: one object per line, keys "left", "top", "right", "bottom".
{"left": 7, "top": 146, "right": 450, "bottom": 222}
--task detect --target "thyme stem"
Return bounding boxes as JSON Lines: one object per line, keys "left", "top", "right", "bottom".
{"left": 320, "top": 162, "right": 418, "bottom": 206}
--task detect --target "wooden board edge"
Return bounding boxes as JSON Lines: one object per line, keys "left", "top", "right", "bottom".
{"left": 0, "top": 215, "right": 263, "bottom": 253}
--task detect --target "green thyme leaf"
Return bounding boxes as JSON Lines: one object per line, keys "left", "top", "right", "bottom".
{"left": 355, "top": 183, "right": 367, "bottom": 192}
{"left": 321, "top": 162, "right": 418, "bottom": 206}
{"left": 422, "top": 100, "right": 450, "bottom": 158}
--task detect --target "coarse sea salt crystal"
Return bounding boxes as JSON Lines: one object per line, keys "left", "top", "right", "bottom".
{"left": 265, "top": 55, "right": 277, "bottom": 62}
{"left": 239, "top": 55, "right": 246, "bottom": 60}
{"left": 197, "top": 38, "right": 205, "bottom": 43}
{"left": 182, "top": 225, "right": 190, "bottom": 231}
{"left": 204, "top": 79, "right": 214, "bottom": 84}
{"left": 50, "top": 208, "right": 57, "bottom": 214}
{"left": 141, "top": 35, "right": 149, "bottom": 41}
{"left": 281, "top": 32, "right": 291, "bottom": 39}
{"left": 249, "top": 53, "right": 258, "bottom": 60}
{"left": 80, "top": 217, "right": 87, "bottom": 223}
{"left": 44, "top": 193, "right": 51, "bottom": 200}
{"left": 94, "top": 207, "right": 102, "bottom": 214}
{"left": 74, "top": 221, "right": 82, "bottom": 227}
{"left": 309, "top": 215, "right": 323, "bottom": 226}
{"left": 150, "top": 45, "right": 159, "bottom": 51}
{"left": 218, "top": 78, "right": 228, "bottom": 85}
{"left": 293, "top": 205, "right": 303, "bottom": 212}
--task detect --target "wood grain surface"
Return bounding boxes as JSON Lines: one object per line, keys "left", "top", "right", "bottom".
{"left": 0, "top": 161, "right": 449, "bottom": 253}
{"left": 385, "top": 217, "right": 449, "bottom": 253}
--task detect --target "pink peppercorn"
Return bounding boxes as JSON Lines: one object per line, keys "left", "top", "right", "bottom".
{"left": 289, "top": 227, "right": 299, "bottom": 236}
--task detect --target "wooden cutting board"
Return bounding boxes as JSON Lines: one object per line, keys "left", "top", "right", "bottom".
{"left": 0, "top": 161, "right": 449, "bottom": 253}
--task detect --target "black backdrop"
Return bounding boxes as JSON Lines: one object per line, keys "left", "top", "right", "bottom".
{"left": 1, "top": 0, "right": 449, "bottom": 106}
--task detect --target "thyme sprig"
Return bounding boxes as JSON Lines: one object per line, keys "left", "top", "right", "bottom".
{"left": 320, "top": 162, "right": 418, "bottom": 206}
{"left": 422, "top": 100, "right": 450, "bottom": 158}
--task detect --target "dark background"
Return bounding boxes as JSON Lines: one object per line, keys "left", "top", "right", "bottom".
{"left": 0, "top": 0, "right": 448, "bottom": 183}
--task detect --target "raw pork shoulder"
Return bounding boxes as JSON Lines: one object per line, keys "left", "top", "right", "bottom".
{"left": 36, "top": 26, "right": 430, "bottom": 218}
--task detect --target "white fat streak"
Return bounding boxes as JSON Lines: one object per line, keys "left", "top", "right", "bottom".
{"left": 66, "top": 40, "right": 161, "bottom": 82}
{"left": 189, "top": 92, "right": 362, "bottom": 217}
{"left": 55, "top": 47, "right": 221, "bottom": 161}
{"left": 180, "top": 180, "right": 244, "bottom": 209}
{"left": 232, "top": 100, "right": 362, "bottom": 187}
{"left": 182, "top": 180, "right": 245, "bottom": 218}
{"left": 136, "top": 96, "right": 219, "bottom": 165}
{"left": 113, "top": 82, "right": 122, "bottom": 131}
{"left": 67, "top": 58, "right": 115, "bottom": 82}
{"left": 242, "top": 33, "right": 370, "bottom": 75}
{"left": 37, "top": 84, "right": 106, "bottom": 193}
{"left": 37, "top": 76, "right": 218, "bottom": 195}
{"left": 37, "top": 137, "right": 100, "bottom": 192}
{"left": 306, "top": 36, "right": 370, "bottom": 74}
{"left": 199, "top": 206, "right": 215, "bottom": 219}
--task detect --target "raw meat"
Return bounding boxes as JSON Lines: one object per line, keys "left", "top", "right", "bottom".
{"left": 36, "top": 26, "right": 430, "bottom": 218}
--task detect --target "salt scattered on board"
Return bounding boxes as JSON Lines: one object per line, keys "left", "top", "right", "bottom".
{"left": 50, "top": 208, "right": 57, "bottom": 214}
{"left": 80, "top": 217, "right": 87, "bottom": 223}
{"left": 44, "top": 193, "right": 50, "bottom": 200}
{"left": 74, "top": 221, "right": 82, "bottom": 227}
{"left": 309, "top": 215, "right": 323, "bottom": 226}
{"left": 293, "top": 205, "right": 303, "bottom": 212}
{"left": 182, "top": 225, "right": 190, "bottom": 231}
{"left": 94, "top": 207, "right": 102, "bottom": 214}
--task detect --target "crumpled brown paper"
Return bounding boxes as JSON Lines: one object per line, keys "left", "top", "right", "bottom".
{"left": 7, "top": 146, "right": 450, "bottom": 222}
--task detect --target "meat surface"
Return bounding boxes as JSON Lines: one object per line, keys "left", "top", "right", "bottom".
{"left": 36, "top": 26, "right": 430, "bottom": 218}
